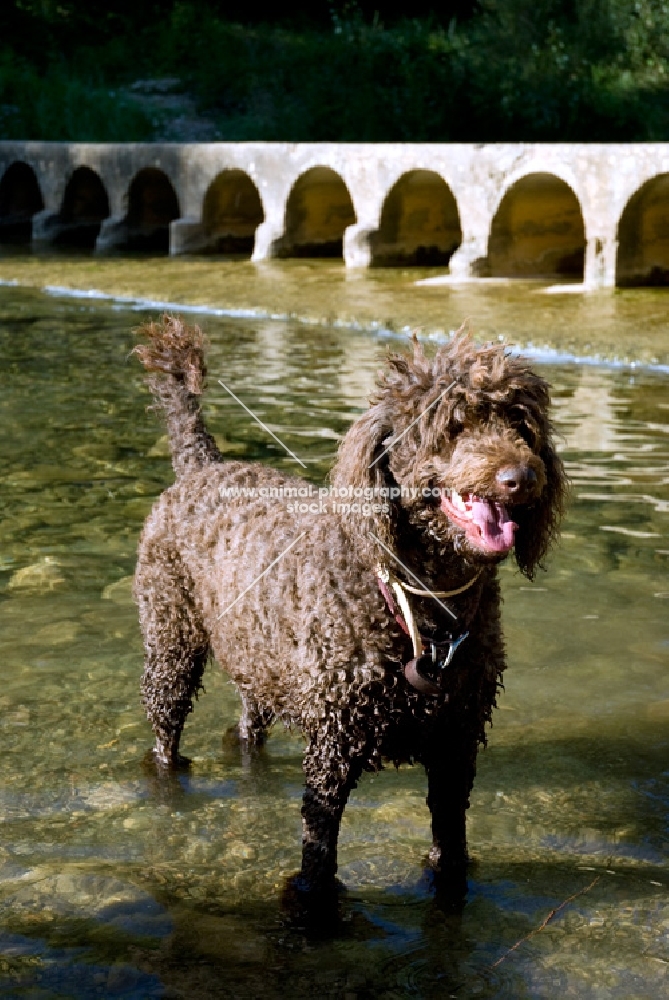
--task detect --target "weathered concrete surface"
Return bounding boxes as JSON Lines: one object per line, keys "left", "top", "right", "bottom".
{"left": 1, "top": 141, "right": 669, "bottom": 287}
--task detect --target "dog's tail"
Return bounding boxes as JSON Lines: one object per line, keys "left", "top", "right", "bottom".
{"left": 133, "top": 315, "right": 222, "bottom": 477}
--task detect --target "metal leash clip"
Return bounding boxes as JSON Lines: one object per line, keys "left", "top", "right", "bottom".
{"left": 431, "top": 631, "right": 469, "bottom": 669}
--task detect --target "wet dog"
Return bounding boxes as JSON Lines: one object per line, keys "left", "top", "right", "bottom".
{"left": 133, "top": 316, "right": 566, "bottom": 904}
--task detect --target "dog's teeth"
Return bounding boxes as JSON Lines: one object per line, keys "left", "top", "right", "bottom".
{"left": 451, "top": 489, "right": 466, "bottom": 511}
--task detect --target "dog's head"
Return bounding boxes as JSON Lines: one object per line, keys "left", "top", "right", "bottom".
{"left": 332, "top": 330, "right": 567, "bottom": 578}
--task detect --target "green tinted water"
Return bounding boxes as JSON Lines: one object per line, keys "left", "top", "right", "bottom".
{"left": 3, "top": 254, "right": 669, "bottom": 366}
{"left": 0, "top": 271, "right": 667, "bottom": 998}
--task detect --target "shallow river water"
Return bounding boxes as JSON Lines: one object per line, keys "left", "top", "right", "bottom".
{"left": 0, "top": 259, "right": 667, "bottom": 999}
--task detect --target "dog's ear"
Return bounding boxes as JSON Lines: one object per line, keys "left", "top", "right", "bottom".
{"left": 331, "top": 403, "right": 398, "bottom": 545}
{"left": 332, "top": 404, "right": 395, "bottom": 496}
{"left": 514, "top": 438, "right": 567, "bottom": 579}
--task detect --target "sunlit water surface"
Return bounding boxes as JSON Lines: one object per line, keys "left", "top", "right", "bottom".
{"left": 0, "top": 276, "right": 667, "bottom": 999}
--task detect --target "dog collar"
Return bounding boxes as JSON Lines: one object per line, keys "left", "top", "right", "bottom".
{"left": 378, "top": 565, "right": 482, "bottom": 599}
{"left": 376, "top": 565, "right": 480, "bottom": 696}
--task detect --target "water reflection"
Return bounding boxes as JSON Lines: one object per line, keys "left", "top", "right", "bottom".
{"left": 2, "top": 253, "right": 669, "bottom": 366}
{"left": 0, "top": 285, "right": 667, "bottom": 998}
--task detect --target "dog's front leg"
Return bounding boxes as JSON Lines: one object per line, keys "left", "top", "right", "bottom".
{"left": 424, "top": 720, "right": 479, "bottom": 895}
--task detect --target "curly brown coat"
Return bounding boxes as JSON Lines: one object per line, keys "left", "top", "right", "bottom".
{"left": 132, "top": 315, "right": 567, "bottom": 899}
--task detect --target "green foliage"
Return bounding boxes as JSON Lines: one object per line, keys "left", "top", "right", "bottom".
{"left": 154, "top": 9, "right": 468, "bottom": 140}
{"left": 0, "top": 0, "right": 668, "bottom": 141}
{"left": 461, "top": 0, "right": 669, "bottom": 138}
{"left": 0, "top": 54, "right": 153, "bottom": 141}
{"left": 150, "top": 0, "right": 669, "bottom": 140}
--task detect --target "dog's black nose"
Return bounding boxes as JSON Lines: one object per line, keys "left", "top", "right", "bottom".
{"left": 496, "top": 466, "right": 537, "bottom": 497}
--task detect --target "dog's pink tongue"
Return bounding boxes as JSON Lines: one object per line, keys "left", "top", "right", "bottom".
{"left": 470, "top": 499, "right": 517, "bottom": 552}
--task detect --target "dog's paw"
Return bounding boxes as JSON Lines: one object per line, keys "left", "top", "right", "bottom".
{"left": 422, "top": 860, "right": 468, "bottom": 913}
{"left": 280, "top": 873, "right": 345, "bottom": 935}
{"left": 142, "top": 746, "right": 191, "bottom": 772}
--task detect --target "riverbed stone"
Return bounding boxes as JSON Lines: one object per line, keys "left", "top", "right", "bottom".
{"left": 3, "top": 872, "right": 173, "bottom": 938}
{"left": 102, "top": 575, "right": 135, "bottom": 602}
{"left": 32, "top": 620, "right": 81, "bottom": 644}
{"left": 7, "top": 557, "right": 66, "bottom": 593}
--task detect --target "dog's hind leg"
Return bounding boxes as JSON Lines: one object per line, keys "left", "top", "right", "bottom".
{"left": 135, "top": 551, "right": 209, "bottom": 767}
{"left": 295, "top": 735, "right": 364, "bottom": 896}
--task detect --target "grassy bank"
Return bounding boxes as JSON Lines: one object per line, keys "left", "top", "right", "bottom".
{"left": 1, "top": 1, "right": 668, "bottom": 141}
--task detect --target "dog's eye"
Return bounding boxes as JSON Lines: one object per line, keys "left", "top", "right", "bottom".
{"left": 516, "top": 421, "right": 539, "bottom": 448}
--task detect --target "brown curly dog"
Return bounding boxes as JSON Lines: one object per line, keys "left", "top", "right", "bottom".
{"left": 133, "top": 316, "right": 566, "bottom": 902}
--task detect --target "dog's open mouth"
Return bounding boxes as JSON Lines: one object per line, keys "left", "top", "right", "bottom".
{"left": 440, "top": 489, "right": 518, "bottom": 554}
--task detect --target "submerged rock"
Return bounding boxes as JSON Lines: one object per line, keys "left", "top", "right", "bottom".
{"left": 101, "top": 575, "right": 135, "bottom": 602}
{"left": 32, "top": 620, "right": 80, "bottom": 644}
{"left": 4, "top": 872, "right": 173, "bottom": 939}
{"left": 8, "top": 557, "right": 65, "bottom": 592}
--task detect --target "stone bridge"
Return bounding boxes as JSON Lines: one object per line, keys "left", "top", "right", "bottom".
{"left": 1, "top": 141, "right": 669, "bottom": 288}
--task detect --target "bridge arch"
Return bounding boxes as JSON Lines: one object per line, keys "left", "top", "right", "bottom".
{"left": 278, "top": 167, "right": 356, "bottom": 258}
{"left": 616, "top": 173, "right": 669, "bottom": 286}
{"left": 127, "top": 167, "right": 180, "bottom": 252}
{"left": 371, "top": 170, "right": 462, "bottom": 266}
{"left": 202, "top": 169, "right": 264, "bottom": 256}
{"left": 488, "top": 172, "right": 585, "bottom": 279}
{"left": 0, "top": 161, "right": 44, "bottom": 244}
{"left": 54, "top": 166, "right": 110, "bottom": 249}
